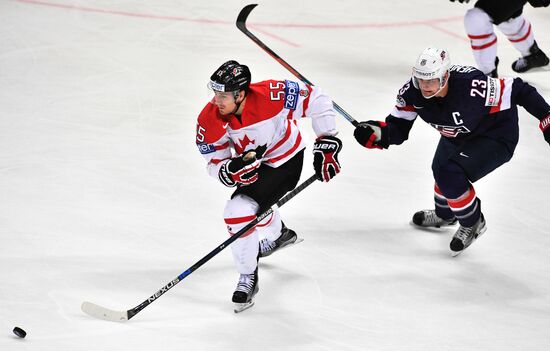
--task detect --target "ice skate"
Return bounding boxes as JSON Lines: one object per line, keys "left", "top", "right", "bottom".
{"left": 259, "top": 224, "right": 302, "bottom": 258}
{"left": 412, "top": 210, "right": 457, "bottom": 228}
{"left": 450, "top": 213, "right": 487, "bottom": 257}
{"left": 511, "top": 41, "right": 550, "bottom": 73}
{"left": 232, "top": 269, "right": 259, "bottom": 313}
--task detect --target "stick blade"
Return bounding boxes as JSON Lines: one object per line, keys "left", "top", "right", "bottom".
{"left": 236, "top": 4, "right": 258, "bottom": 31}
{"left": 81, "top": 301, "right": 129, "bottom": 322}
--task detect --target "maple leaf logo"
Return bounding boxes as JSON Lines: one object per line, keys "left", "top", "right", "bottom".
{"left": 235, "top": 134, "right": 255, "bottom": 154}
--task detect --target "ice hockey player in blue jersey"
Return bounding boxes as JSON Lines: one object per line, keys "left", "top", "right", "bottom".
{"left": 353, "top": 46, "right": 550, "bottom": 256}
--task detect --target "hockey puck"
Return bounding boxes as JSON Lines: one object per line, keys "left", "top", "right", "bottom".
{"left": 13, "top": 327, "right": 26, "bottom": 338}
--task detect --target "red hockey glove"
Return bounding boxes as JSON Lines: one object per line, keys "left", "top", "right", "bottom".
{"left": 540, "top": 114, "right": 550, "bottom": 146}
{"left": 219, "top": 145, "right": 267, "bottom": 187}
{"left": 353, "top": 121, "right": 389, "bottom": 149}
{"left": 313, "top": 135, "right": 342, "bottom": 182}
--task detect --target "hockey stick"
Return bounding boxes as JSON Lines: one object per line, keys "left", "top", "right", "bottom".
{"left": 81, "top": 174, "right": 318, "bottom": 322}
{"left": 236, "top": 4, "right": 359, "bottom": 127}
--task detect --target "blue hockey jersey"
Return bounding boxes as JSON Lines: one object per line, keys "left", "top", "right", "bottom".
{"left": 386, "top": 65, "right": 550, "bottom": 153}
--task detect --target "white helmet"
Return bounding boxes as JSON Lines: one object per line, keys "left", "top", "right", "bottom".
{"left": 412, "top": 47, "right": 451, "bottom": 98}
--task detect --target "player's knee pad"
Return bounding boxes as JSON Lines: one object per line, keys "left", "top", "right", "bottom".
{"left": 497, "top": 15, "right": 526, "bottom": 36}
{"left": 224, "top": 194, "right": 259, "bottom": 237}
{"left": 464, "top": 7, "right": 493, "bottom": 36}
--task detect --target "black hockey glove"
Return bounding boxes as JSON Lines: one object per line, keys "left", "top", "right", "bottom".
{"left": 354, "top": 121, "right": 389, "bottom": 149}
{"left": 528, "top": 0, "right": 550, "bottom": 8}
{"left": 313, "top": 135, "right": 342, "bottom": 182}
{"left": 540, "top": 114, "right": 550, "bottom": 146}
{"left": 219, "top": 145, "right": 267, "bottom": 187}
{"left": 449, "top": 0, "right": 470, "bottom": 3}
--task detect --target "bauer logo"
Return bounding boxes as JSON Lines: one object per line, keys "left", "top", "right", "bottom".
{"left": 197, "top": 142, "right": 216, "bottom": 154}
{"left": 284, "top": 80, "right": 299, "bottom": 110}
{"left": 257, "top": 208, "right": 274, "bottom": 222}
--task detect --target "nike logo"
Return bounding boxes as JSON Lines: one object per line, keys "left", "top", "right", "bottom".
{"left": 413, "top": 105, "right": 424, "bottom": 109}
{"left": 459, "top": 152, "right": 469, "bottom": 158}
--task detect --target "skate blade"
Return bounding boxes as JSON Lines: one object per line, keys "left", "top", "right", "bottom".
{"left": 234, "top": 301, "right": 255, "bottom": 313}
{"left": 279, "top": 237, "right": 304, "bottom": 250}
{"left": 409, "top": 221, "right": 456, "bottom": 232}
{"left": 259, "top": 238, "right": 304, "bottom": 258}
{"left": 519, "top": 64, "right": 550, "bottom": 74}
{"left": 451, "top": 226, "right": 487, "bottom": 257}
{"left": 451, "top": 249, "right": 463, "bottom": 257}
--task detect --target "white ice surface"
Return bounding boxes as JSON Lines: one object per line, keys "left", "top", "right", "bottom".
{"left": 1, "top": 1, "right": 550, "bottom": 350}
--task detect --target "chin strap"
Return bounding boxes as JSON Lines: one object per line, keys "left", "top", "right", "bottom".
{"left": 231, "top": 91, "right": 246, "bottom": 115}
{"left": 414, "top": 72, "right": 449, "bottom": 99}
{"left": 422, "top": 76, "right": 449, "bottom": 99}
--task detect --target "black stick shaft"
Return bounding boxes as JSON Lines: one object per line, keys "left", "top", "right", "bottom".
{"left": 236, "top": 4, "right": 359, "bottom": 127}
{"left": 126, "top": 174, "right": 318, "bottom": 319}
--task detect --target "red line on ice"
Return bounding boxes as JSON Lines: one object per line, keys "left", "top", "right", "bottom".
{"left": 15, "top": 0, "right": 465, "bottom": 46}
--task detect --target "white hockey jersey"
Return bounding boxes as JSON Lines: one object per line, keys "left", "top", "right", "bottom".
{"left": 196, "top": 79, "right": 337, "bottom": 181}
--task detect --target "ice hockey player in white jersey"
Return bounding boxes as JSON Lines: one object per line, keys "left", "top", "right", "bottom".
{"left": 353, "top": 47, "right": 550, "bottom": 256}
{"left": 453, "top": 0, "right": 550, "bottom": 76}
{"left": 196, "top": 60, "right": 342, "bottom": 312}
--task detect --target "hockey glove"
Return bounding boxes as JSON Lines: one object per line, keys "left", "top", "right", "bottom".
{"left": 313, "top": 135, "right": 342, "bottom": 182}
{"left": 540, "top": 114, "right": 550, "bottom": 146}
{"left": 353, "top": 121, "right": 389, "bottom": 149}
{"left": 219, "top": 145, "right": 267, "bottom": 187}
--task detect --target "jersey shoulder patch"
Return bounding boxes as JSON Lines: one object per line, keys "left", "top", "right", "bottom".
{"left": 283, "top": 80, "right": 300, "bottom": 110}
{"left": 485, "top": 77, "right": 501, "bottom": 106}
{"left": 487, "top": 77, "right": 514, "bottom": 113}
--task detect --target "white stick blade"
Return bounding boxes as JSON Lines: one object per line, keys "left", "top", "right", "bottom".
{"left": 81, "top": 301, "right": 129, "bottom": 322}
